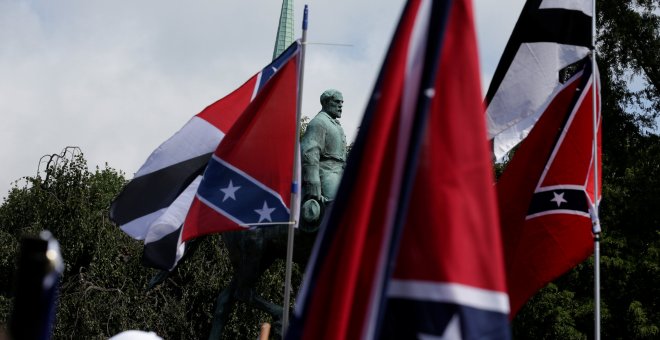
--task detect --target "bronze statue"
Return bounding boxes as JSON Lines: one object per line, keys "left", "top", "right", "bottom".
{"left": 210, "top": 90, "right": 347, "bottom": 339}
{"left": 300, "top": 89, "right": 347, "bottom": 226}
{"left": 149, "top": 90, "right": 348, "bottom": 340}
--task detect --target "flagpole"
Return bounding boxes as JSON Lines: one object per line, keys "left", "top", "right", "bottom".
{"left": 282, "top": 4, "right": 308, "bottom": 335}
{"left": 590, "top": 0, "right": 602, "bottom": 339}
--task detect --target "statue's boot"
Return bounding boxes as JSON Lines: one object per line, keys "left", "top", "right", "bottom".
{"left": 253, "top": 293, "right": 285, "bottom": 339}
{"left": 146, "top": 270, "right": 170, "bottom": 290}
{"left": 232, "top": 287, "right": 285, "bottom": 339}
{"left": 208, "top": 281, "right": 237, "bottom": 340}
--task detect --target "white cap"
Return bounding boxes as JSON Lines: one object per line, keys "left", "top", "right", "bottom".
{"left": 109, "top": 330, "right": 163, "bottom": 340}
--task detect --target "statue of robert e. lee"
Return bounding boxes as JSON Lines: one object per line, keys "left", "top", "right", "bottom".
{"left": 300, "top": 89, "right": 347, "bottom": 227}
{"left": 199, "top": 90, "right": 348, "bottom": 340}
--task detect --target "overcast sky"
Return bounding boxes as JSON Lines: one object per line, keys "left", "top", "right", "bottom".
{"left": 0, "top": 0, "right": 524, "bottom": 199}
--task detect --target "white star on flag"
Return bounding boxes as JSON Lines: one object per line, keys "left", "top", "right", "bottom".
{"left": 220, "top": 180, "right": 241, "bottom": 202}
{"left": 551, "top": 191, "right": 567, "bottom": 207}
{"left": 255, "top": 201, "right": 276, "bottom": 223}
{"left": 418, "top": 314, "right": 461, "bottom": 340}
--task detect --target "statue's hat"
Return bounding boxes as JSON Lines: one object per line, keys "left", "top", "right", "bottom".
{"left": 302, "top": 199, "right": 321, "bottom": 223}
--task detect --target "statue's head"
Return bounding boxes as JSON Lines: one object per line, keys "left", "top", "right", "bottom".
{"left": 320, "top": 89, "right": 343, "bottom": 119}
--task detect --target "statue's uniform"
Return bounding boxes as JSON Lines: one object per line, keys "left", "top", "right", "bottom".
{"left": 301, "top": 111, "right": 347, "bottom": 201}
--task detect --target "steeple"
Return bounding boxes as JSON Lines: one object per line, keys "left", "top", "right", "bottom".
{"left": 273, "top": 0, "right": 294, "bottom": 60}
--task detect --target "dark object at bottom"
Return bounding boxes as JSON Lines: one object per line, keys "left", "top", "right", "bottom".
{"left": 10, "top": 231, "right": 63, "bottom": 340}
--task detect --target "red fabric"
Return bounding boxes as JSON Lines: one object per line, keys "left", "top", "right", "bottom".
{"left": 182, "top": 51, "right": 299, "bottom": 240}
{"left": 393, "top": 0, "right": 507, "bottom": 294}
{"left": 497, "top": 71, "right": 601, "bottom": 317}
{"left": 196, "top": 76, "right": 258, "bottom": 133}
{"left": 300, "top": 1, "right": 422, "bottom": 338}
{"left": 297, "top": 0, "right": 510, "bottom": 338}
{"left": 213, "top": 59, "right": 298, "bottom": 201}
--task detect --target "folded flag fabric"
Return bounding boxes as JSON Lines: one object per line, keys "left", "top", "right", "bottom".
{"left": 485, "top": 0, "right": 593, "bottom": 160}
{"left": 109, "top": 42, "right": 301, "bottom": 270}
{"left": 496, "top": 60, "right": 601, "bottom": 317}
{"left": 287, "top": 0, "right": 510, "bottom": 338}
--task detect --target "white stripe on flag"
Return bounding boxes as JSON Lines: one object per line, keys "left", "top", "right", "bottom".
{"left": 388, "top": 279, "right": 510, "bottom": 314}
{"left": 526, "top": 209, "right": 590, "bottom": 220}
{"left": 487, "top": 43, "right": 590, "bottom": 160}
{"left": 535, "top": 73, "right": 593, "bottom": 190}
{"left": 536, "top": 184, "right": 586, "bottom": 192}
{"left": 251, "top": 72, "right": 263, "bottom": 101}
{"left": 135, "top": 116, "right": 224, "bottom": 177}
{"left": 120, "top": 208, "right": 167, "bottom": 240}
{"left": 540, "top": 0, "right": 593, "bottom": 16}
{"left": 145, "top": 176, "right": 202, "bottom": 244}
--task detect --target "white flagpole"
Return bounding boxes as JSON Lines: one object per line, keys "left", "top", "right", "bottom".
{"left": 591, "top": 0, "right": 602, "bottom": 339}
{"left": 283, "top": 4, "right": 308, "bottom": 335}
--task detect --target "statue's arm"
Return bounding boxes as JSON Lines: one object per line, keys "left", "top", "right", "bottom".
{"left": 301, "top": 122, "right": 325, "bottom": 200}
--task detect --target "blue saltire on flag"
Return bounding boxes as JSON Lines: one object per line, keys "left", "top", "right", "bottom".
{"left": 194, "top": 158, "right": 290, "bottom": 226}
{"left": 287, "top": 0, "right": 510, "bottom": 339}
{"left": 182, "top": 41, "right": 301, "bottom": 240}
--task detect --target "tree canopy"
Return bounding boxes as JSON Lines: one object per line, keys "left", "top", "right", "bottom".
{"left": 0, "top": 148, "right": 294, "bottom": 339}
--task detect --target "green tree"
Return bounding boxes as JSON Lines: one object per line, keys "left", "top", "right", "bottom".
{"left": 0, "top": 148, "right": 291, "bottom": 339}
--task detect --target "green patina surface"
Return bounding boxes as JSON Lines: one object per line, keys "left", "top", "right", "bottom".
{"left": 273, "top": 0, "right": 294, "bottom": 60}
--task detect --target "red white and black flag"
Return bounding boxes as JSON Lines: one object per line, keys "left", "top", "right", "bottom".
{"left": 485, "top": 0, "right": 593, "bottom": 160}
{"left": 109, "top": 43, "right": 301, "bottom": 270}
{"left": 287, "top": 0, "right": 510, "bottom": 338}
{"left": 496, "top": 60, "right": 601, "bottom": 317}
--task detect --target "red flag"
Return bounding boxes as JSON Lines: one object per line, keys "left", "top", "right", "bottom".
{"left": 382, "top": 0, "right": 510, "bottom": 337}
{"left": 288, "top": 0, "right": 510, "bottom": 338}
{"left": 182, "top": 42, "right": 301, "bottom": 240}
{"left": 291, "top": 0, "right": 428, "bottom": 336}
{"left": 496, "top": 63, "right": 601, "bottom": 317}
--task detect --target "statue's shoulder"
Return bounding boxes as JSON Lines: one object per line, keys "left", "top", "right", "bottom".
{"left": 308, "top": 112, "right": 332, "bottom": 128}
{"left": 311, "top": 111, "right": 330, "bottom": 121}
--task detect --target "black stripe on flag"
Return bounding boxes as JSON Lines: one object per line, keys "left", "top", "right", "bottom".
{"left": 485, "top": 0, "right": 592, "bottom": 104}
{"left": 110, "top": 152, "right": 212, "bottom": 225}
{"left": 142, "top": 226, "right": 182, "bottom": 270}
{"left": 527, "top": 188, "right": 589, "bottom": 216}
{"left": 516, "top": 9, "right": 591, "bottom": 47}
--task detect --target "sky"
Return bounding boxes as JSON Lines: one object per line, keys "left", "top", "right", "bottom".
{"left": 0, "top": 0, "right": 525, "bottom": 199}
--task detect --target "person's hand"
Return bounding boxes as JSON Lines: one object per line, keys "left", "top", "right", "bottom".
{"left": 303, "top": 182, "right": 321, "bottom": 201}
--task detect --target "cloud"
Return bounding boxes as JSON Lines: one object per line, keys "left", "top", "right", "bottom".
{"left": 0, "top": 0, "right": 523, "bottom": 199}
{"left": 474, "top": 0, "right": 525, "bottom": 78}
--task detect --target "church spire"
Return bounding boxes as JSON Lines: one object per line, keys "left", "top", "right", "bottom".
{"left": 273, "top": 0, "right": 294, "bottom": 60}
